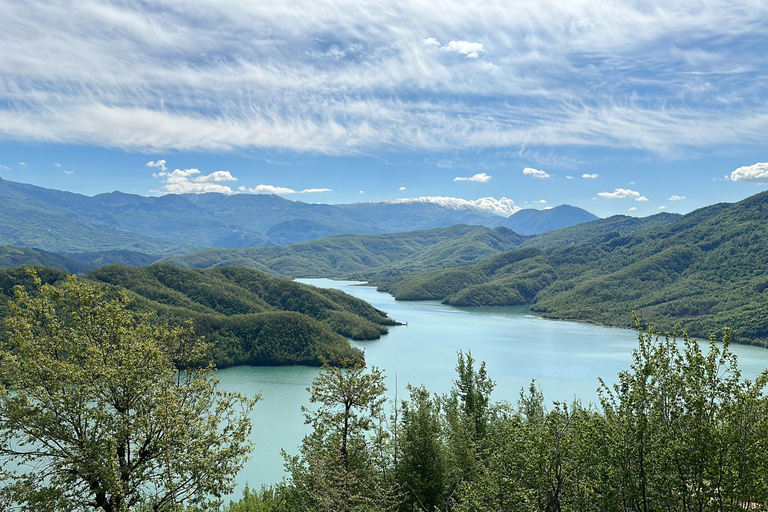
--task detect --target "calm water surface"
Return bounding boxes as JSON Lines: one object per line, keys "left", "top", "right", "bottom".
{"left": 219, "top": 279, "right": 768, "bottom": 496}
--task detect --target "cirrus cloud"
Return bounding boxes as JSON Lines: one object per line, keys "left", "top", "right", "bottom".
{"left": 668, "top": 194, "right": 686, "bottom": 200}
{"left": 1, "top": 0, "right": 767, "bottom": 159}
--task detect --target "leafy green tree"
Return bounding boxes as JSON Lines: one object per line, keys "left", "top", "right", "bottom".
{"left": 599, "top": 321, "right": 768, "bottom": 511}
{"left": 450, "top": 351, "right": 495, "bottom": 441}
{"left": 0, "top": 272, "right": 258, "bottom": 511}
{"left": 284, "top": 360, "right": 392, "bottom": 511}
{"left": 396, "top": 385, "right": 447, "bottom": 511}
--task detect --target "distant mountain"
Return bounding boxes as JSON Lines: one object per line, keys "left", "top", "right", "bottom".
{"left": 0, "top": 245, "right": 91, "bottom": 274}
{"left": 379, "top": 190, "right": 768, "bottom": 347}
{"left": 0, "top": 178, "right": 600, "bottom": 253}
{"left": 501, "top": 205, "right": 598, "bottom": 235}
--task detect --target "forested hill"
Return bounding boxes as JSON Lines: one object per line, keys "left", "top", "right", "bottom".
{"left": 162, "top": 225, "right": 526, "bottom": 277}
{"left": 380, "top": 190, "right": 768, "bottom": 347}
{"left": 163, "top": 214, "right": 680, "bottom": 280}
{"left": 0, "top": 265, "right": 398, "bottom": 367}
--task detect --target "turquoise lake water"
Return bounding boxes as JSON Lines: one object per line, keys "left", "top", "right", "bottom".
{"left": 219, "top": 279, "right": 768, "bottom": 497}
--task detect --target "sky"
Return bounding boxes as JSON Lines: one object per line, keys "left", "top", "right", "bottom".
{"left": 0, "top": 0, "right": 767, "bottom": 218}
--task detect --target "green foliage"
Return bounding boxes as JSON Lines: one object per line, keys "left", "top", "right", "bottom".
{"left": 598, "top": 320, "right": 768, "bottom": 510}
{"left": 0, "top": 272, "right": 257, "bottom": 511}
{"left": 395, "top": 385, "right": 447, "bottom": 512}
{"left": 283, "top": 361, "right": 394, "bottom": 511}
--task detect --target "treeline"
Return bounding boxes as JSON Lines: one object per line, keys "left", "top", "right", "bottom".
{"left": 0, "top": 264, "right": 399, "bottom": 367}
{"left": 225, "top": 325, "right": 768, "bottom": 511}
{"left": 380, "top": 191, "right": 768, "bottom": 347}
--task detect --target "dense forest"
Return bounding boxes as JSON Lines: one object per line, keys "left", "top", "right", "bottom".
{"left": 223, "top": 326, "right": 768, "bottom": 511}
{"left": 377, "top": 191, "right": 768, "bottom": 347}
{"left": 0, "top": 265, "right": 398, "bottom": 367}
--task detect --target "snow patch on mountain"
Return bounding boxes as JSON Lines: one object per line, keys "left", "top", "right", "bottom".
{"left": 382, "top": 196, "right": 520, "bottom": 217}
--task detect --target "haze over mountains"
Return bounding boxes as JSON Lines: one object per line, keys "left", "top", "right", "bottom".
{"left": 0, "top": 177, "right": 596, "bottom": 255}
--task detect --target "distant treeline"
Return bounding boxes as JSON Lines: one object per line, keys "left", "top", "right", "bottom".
{"left": 0, "top": 265, "right": 399, "bottom": 368}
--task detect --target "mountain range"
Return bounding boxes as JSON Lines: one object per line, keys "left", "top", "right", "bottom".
{"left": 0, "top": 178, "right": 596, "bottom": 254}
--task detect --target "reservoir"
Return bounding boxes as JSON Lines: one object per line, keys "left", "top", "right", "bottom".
{"left": 219, "top": 279, "right": 768, "bottom": 496}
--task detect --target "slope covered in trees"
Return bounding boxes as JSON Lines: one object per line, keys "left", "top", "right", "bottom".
{"left": 163, "top": 225, "right": 526, "bottom": 277}
{"left": 381, "top": 191, "right": 768, "bottom": 347}
{"left": 0, "top": 265, "right": 398, "bottom": 367}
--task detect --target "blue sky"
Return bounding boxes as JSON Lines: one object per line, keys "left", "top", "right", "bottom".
{"left": 1, "top": 0, "right": 767, "bottom": 218}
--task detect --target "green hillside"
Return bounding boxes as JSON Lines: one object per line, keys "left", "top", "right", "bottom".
{"left": 381, "top": 191, "right": 768, "bottom": 347}
{"left": 0, "top": 265, "right": 399, "bottom": 368}
{"left": 163, "top": 225, "right": 526, "bottom": 277}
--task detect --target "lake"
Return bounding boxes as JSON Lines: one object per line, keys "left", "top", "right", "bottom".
{"left": 219, "top": 278, "right": 768, "bottom": 497}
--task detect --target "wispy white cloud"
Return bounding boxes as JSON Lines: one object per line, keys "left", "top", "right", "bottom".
{"left": 64, "top": 170, "right": 74, "bottom": 174}
{"left": 668, "top": 194, "right": 686, "bottom": 200}
{"left": 729, "top": 162, "right": 768, "bottom": 183}
{"left": 582, "top": 173, "right": 598, "bottom": 179}
{"left": 54, "top": 163, "right": 61, "bottom": 167}
{"left": 19, "top": 162, "right": 27, "bottom": 167}
{"left": 523, "top": 167, "right": 551, "bottom": 179}
{"left": 399, "top": 186, "right": 406, "bottom": 190}
{"left": 533, "top": 199, "right": 547, "bottom": 204}
{"left": 0, "top": 164, "right": 10, "bottom": 171}
{"left": 0, "top": 0, "right": 765, "bottom": 157}
{"left": 628, "top": 206, "right": 637, "bottom": 211}
{"left": 658, "top": 205, "right": 667, "bottom": 209}
{"left": 598, "top": 188, "right": 647, "bottom": 201}
{"left": 454, "top": 172, "right": 491, "bottom": 182}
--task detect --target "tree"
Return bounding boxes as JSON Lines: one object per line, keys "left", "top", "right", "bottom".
{"left": 599, "top": 320, "right": 768, "bottom": 511}
{"left": 284, "top": 359, "right": 392, "bottom": 511}
{"left": 395, "top": 385, "right": 446, "bottom": 511}
{"left": 0, "top": 272, "right": 258, "bottom": 511}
